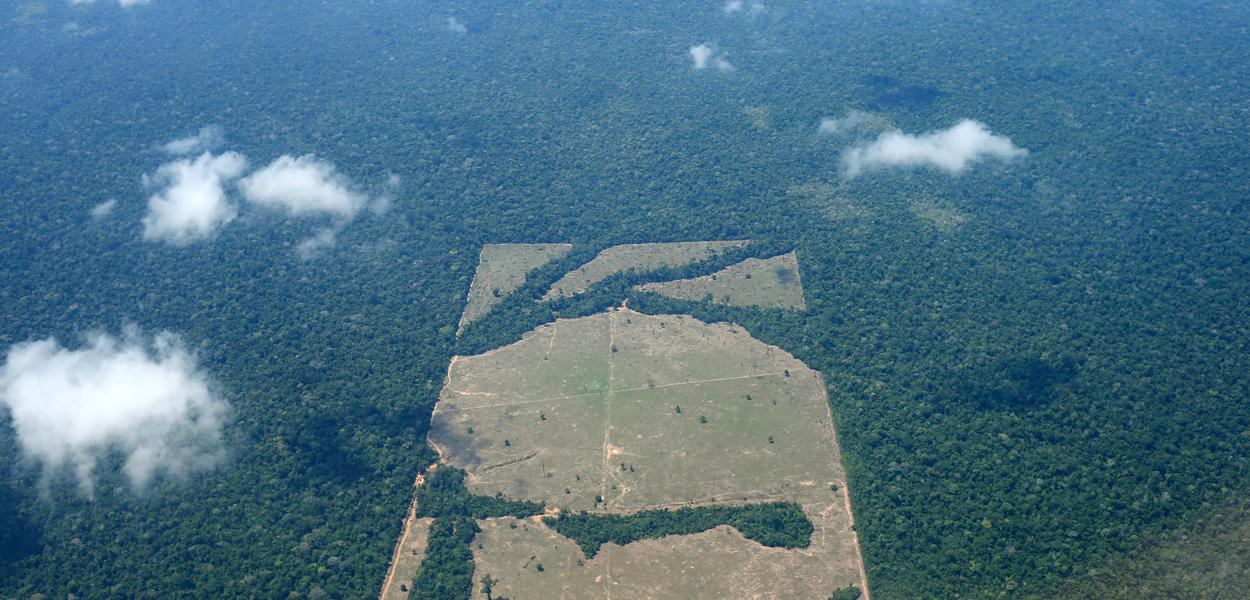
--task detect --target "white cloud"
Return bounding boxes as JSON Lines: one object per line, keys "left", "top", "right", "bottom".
{"left": 296, "top": 228, "right": 339, "bottom": 260}
{"left": 447, "top": 16, "right": 467, "bottom": 34}
{"left": 723, "top": 0, "right": 765, "bottom": 15}
{"left": 0, "top": 329, "right": 228, "bottom": 495}
{"left": 293, "top": 173, "right": 398, "bottom": 259}
{"left": 690, "top": 44, "right": 713, "bottom": 70}
{"left": 161, "top": 126, "right": 225, "bottom": 156}
{"left": 690, "top": 44, "right": 733, "bottom": 72}
{"left": 841, "top": 120, "right": 1027, "bottom": 178}
{"left": 818, "top": 110, "right": 878, "bottom": 136}
{"left": 90, "top": 199, "right": 117, "bottom": 219}
{"left": 141, "top": 152, "right": 248, "bottom": 246}
{"left": 369, "top": 173, "right": 401, "bottom": 216}
{"left": 69, "top": 0, "right": 151, "bottom": 8}
{"left": 238, "top": 154, "right": 368, "bottom": 220}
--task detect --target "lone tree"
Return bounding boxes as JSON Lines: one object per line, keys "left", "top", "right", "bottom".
{"left": 480, "top": 574, "right": 497, "bottom": 600}
{"left": 829, "top": 585, "right": 862, "bottom": 600}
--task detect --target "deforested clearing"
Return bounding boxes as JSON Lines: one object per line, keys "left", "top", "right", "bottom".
{"left": 541, "top": 241, "right": 747, "bottom": 301}
{"left": 427, "top": 309, "right": 867, "bottom": 598}
{"left": 636, "top": 251, "right": 807, "bottom": 310}
{"left": 459, "top": 243, "right": 572, "bottom": 333}
{"left": 378, "top": 516, "right": 432, "bottom": 600}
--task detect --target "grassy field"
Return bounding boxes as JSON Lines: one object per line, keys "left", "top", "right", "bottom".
{"left": 541, "top": 241, "right": 747, "bottom": 301}
{"left": 636, "top": 252, "right": 807, "bottom": 310}
{"left": 427, "top": 308, "right": 867, "bottom": 598}
{"left": 379, "top": 516, "right": 432, "bottom": 600}
{"left": 471, "top": 491, "right": 861, "bottom": 600}
{"left": 458, "top": 243, "right": 572, "bottom": 333}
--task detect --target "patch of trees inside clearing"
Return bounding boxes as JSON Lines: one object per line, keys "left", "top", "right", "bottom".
{"left": 407, "top": 467, "right": 815, "bottom": 600}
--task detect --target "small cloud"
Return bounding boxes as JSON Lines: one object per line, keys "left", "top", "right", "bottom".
{"left": 244, "top": 161, "right": 395, "bottom": 258}
{"left": 141, "top": 152, "right": 248, "bottom": 246}
{"left": 296, "top": 228, "right": 338, "bottom": 260}
{"left": 69, "top": 0, "right": 151, "bottom": 8}
{"left": 161, "top": 126, "right": 225, "bottom": 156}
{"left": 841, "top": 120, "right": 1027, "bottom": 178}
{"left": 238, "top": 154, "right": 367, "bottom": 220}
{"left": 690, "top": 44, "right": 713, "bottom": 70}
{"left": 0, "top": 328, "right": 229, "bottom": 495}
{"left": 723, "top": 0, "right": 765, "bottom": 15}
{"left": 447, "top": 16, "right": 467, "bottom": 34}
{"left": 369, "top": 173, "right": 401, "bottom": 216}
{"left": 90, "top": 199, "right": 117, "bottom": 219}
{"left": 690, "top": 44, "right": 733, "bottom": 72}
{"left": 818, "top": 110, "right": 881, "bottom": 136}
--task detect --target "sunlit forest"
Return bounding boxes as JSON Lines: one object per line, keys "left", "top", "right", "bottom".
{"left": 2, "top": 1, "right": 1248, "bottom": 598}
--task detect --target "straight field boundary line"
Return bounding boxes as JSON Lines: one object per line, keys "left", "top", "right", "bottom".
{"left": 818, "top": 374, "right": 871, "bottom": 600}
{"left": 436, "top": 371, "right": 788, "bottom": 413}
{"left": 600, "top": 310, "right": 618, "bottom": 506}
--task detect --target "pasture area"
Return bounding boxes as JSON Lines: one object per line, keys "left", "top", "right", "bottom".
{"left": 379, "top": 516, "right": 432, "bottom": 600}
{"left": 427, "top": 308, "right": 868, "bottom": 598}
{"left": 541, "top": 241, "right": 747, "bottom": 301}
{"left": 469, "top": 487, "right": 862, "bottom": 600}
{"left": 458, "top": 243, "right": 572, "bottom": 332}
{"left": 430, "top": 310, "right": 842, "bottom": 511}
{"left": 636, "top": 252, "right": 807, "bottom": 310}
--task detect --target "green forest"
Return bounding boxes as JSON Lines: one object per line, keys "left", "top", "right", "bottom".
{"left": 2, "top": 1, "right": 1249, "bottom": 599}
{"left": 547, "top": 501, "right": 813, "bottom": 559}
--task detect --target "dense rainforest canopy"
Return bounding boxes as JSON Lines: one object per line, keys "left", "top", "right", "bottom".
{"left": 1, "top": 1, "right": 1249, "bottom": 599}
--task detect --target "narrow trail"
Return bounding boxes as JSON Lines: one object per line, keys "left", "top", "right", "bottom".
{"left": 437, "top": 371, "right": 787, "bottom": 413}
{"left": 378, "top": 469, "right": 433, "bottom": 600}
{"left": 819, "top": 377, "right": 871, "bottom": 600}
{"left": 599, "top": 309, "right": 618, "bottom": 506}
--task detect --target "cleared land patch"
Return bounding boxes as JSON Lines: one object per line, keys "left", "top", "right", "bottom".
{"left": 458, "top": 243, "right": 572, "bottom": 333}
{"left": 379, "top": 516, "right": 432, "bottom": 600}
{"left": 541, "top": 241, "right": 747, "bottom": 301}
{"left": 428, "top": 309, "right": 867, "bottom": 598}
{"left": 636, "top": 251, "right": 806, "bottom": 310}
{"left": 908, "top": 199, "right": 968, "bottom": 232}
{"left": 471, "top": 491, "right": 862, "bottom": 600}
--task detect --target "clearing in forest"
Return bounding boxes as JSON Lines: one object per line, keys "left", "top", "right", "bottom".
{"left": 635, "top": 251, "right": 807, "bottom": 310}
{"left": 458, "top": 243, "right": 572, "bottom": 333}
{"left": 379, "top": 515, "right": 432, "bottom": 600}
{"left": 427, "top": 309, "right": 867, "bottom": 599}
{"left": 540, "top": 241, "right": 748, "bottom": 301}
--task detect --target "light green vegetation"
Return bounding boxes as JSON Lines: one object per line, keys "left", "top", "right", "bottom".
{"left": 473, "top": 498, "right": 861, "bottom": 600}
{"left": 907, "top": 200, "right": 969, "bottom": 233}
{"left": 458, "top": 243, "right": 572, "bottom": 333}
{"left": 1065, "top": 494, "right": 1250, "bottom": 600}
{"left": 785, "top": 183, "right": 871, "bottom": 223}
{"left": 430, "top": 310, "right": 842, "bottom": 511}
{"left": 541, "top": 241, "right": 748, "bottom": 301}
{"left": 379, "top": 517, "right": 432, "bottom": 600}
{"left": 636, "top": 252, "right": 807, "bottom": 311}
{"left": 428, "top": 308, "right": 866, "bottom": 598}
